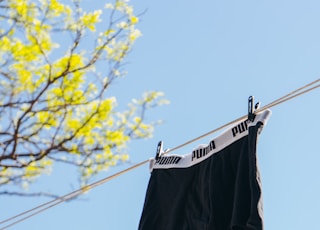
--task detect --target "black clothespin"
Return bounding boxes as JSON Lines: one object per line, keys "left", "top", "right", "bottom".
{"left": 248, "top": 96, "right": 256, "bottom": 122}
{"left": 155, "top": 141, "right": 164, "bottom": 160}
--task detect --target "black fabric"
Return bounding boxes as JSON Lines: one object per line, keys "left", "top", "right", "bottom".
{"left": 138, "top": 123, "right": 264, "bottom": 230}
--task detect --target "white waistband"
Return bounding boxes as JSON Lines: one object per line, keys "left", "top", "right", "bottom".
{"left": 149, "top": 110, "right": 271, "bottom": 172}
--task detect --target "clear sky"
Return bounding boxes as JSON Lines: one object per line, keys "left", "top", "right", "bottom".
{"left": 1, "top": 0, "right": 320, "bottom": 229}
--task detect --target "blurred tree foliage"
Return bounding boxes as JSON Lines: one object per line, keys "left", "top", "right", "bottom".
{"left": 0, "top": 0, "right": 168, "bottom": 195}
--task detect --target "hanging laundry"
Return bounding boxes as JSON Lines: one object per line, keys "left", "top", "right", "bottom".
{"left": 138, "top": 110, "right": 271, "bottom": 230}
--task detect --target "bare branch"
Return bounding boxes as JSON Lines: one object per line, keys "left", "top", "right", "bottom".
{"left": 0, "top": 191, "right": 62, "bottom": 199}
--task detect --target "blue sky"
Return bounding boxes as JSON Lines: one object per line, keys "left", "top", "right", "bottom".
{"left": 1, "top": 0, "right": 320, "bottom": 229}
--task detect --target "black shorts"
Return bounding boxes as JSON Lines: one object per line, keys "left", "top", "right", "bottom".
{"left": 138, "top": 110, "right": 271, "bottom": 230}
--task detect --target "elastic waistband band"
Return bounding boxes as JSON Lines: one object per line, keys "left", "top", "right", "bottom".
{"left": 149, "top": 109, "right": 271, "bottom": 171}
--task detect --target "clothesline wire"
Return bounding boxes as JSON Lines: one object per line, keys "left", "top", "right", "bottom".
{"left": 0, "top": 159, "right": 149, "bottom": 230}
{"left": 257, "top": 78, "right": 320, "bottom": 112}
{"left": 166, "top": 78, "right": 320, "bottom": 155}
{"left": 0, "top": 78, "right": 319, "bottom": 230}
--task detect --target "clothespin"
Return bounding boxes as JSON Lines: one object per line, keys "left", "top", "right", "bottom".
{"left": 248, "top": 96, "right": 261, "bottom": 122}
{"left": 155, "top": 141, "right": 164, "bottom": 160}
{"left": 248, "top": 96, "right": 256, "bottom": 122}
